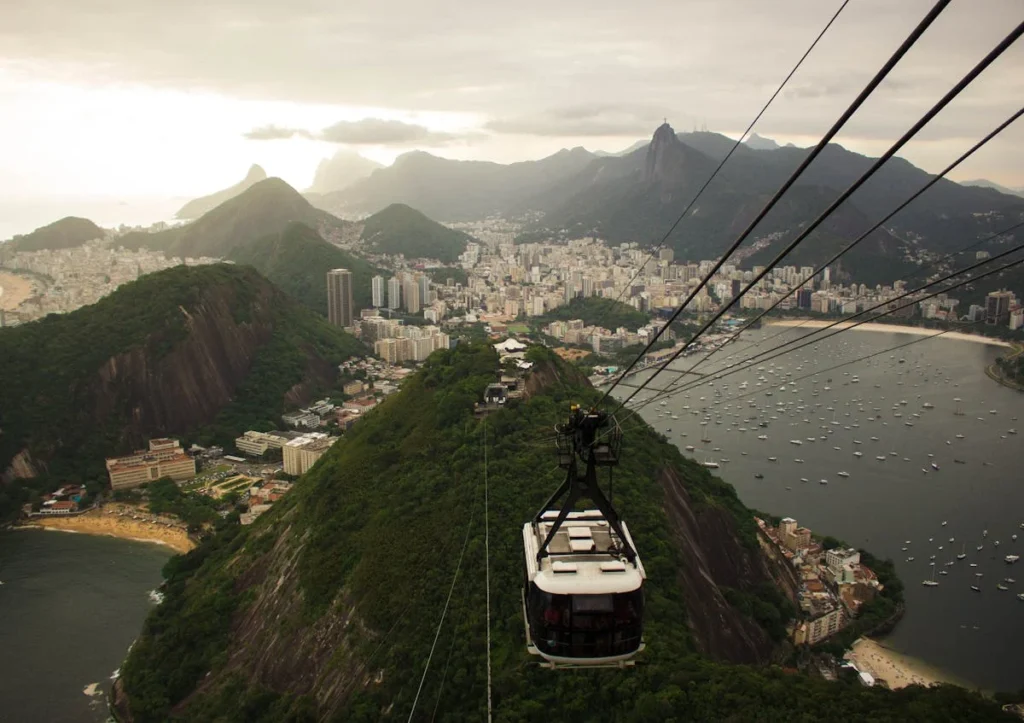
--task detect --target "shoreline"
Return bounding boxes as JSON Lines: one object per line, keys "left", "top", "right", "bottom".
{"left": 845, "top": 637, "right": 967, "bottom": 690}
{"left": 766, "top": 319, "right": 1012, "bottom": 348}
{"left": 18, "top": 508, "right": 194, "bottom": 554}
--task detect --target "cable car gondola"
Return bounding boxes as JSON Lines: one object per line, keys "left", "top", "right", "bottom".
{"left": 522, "top": 405, "right": 646, "bottom": 668}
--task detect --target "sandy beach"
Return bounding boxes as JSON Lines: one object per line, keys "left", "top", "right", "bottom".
{"left": 0, "top": 270, "right": 34, "bottom": 311}
{"left": 767, "top": 319, "right": 1011, "bottom": 348}
{"left": 845, "top": 638, "right": 964, "bottom": 689}
{"left": 22, "top": 507, "right": 194, "bottom": 554}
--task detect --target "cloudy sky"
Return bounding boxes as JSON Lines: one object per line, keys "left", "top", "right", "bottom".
{"left": 1, "top": 0, "right": 1022, "bottom": 233}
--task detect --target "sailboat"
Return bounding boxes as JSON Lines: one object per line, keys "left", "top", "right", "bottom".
{"left": 957, "top": 543, "right": 966, "bottom": 561}
{"left": 922, "top": 563, "right": 939, "bottom": 587}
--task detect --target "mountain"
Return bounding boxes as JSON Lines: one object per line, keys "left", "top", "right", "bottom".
{"left": 359, "top": 203, "right": 472, "bottom": 262}
{"left": 175, "top": 164, "right": 268, "bottom": 220}
{"left": 2, "top": 216, "right": 104, "bottom": 254}
{"left": 313, "top": 146, "right": 598, "bottom": 220}
{"left": 230, "top": 222, "right": 379, "bottom": 311}
{"left": 744, "top": 133, "right": 781, "bottom": 151}
{"left": 306, "top": 151, "right": 382, "bottom": 195}
{"left": 531, "top": 124, "right": 1024, "bottom": 285}
{"left": 112, "top": 344, "right": 1005, "bottom": 722}
{"left": 0, "top": 264, "right": 363, "bottom": 487}
{"left": 960, "top": 179, "right": 1024, "bottom": 198}
{"left": 594, "top": 139, "right": 648, "bottom": 157}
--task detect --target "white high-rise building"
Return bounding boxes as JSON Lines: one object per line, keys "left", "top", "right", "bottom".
{"left": 371, "top": 275, "right": 385, "bottom": 307}
{"left": 388, "top": 277, "right": 402, "bottom": 310}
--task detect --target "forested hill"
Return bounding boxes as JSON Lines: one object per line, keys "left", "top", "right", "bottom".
{"left": 116, "top": 344, "right": 1009, "bottom": 722}
{"left": 540, "top": 296, "right": 650, "bottom": 329}
{"left": 0, "top": 264, "right": 363, "bottom": 485}
{"left": 3, "top": 216, "right": 104, "bottom": 253}
{"left": 230, "top": 222, "right": 380, "bottom": 311}
{"left": 360, "top": 203, "right": 472, "bottom": 263}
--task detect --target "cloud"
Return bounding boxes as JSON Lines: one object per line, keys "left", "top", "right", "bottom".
{"left": 487, "top": 105, "right": 662, "bottom": 137}
{"left": 243, "top": 117, "right": 477, "bottom": 146}
{"left": 243, "top": 124, "right": 313, "bottom": 140}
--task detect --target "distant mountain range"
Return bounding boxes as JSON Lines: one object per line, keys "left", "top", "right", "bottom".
{"left": 175, "top": 164, "right": 268, "bottom": 220}
{"left": 960, "top": 179, "right": 1024, "bottom": 198}
{"left": 306, "top": 151, "right": 382, "bottom": 195}
{"left": 319, "top": 124, "right": 1024, "bottom": 285}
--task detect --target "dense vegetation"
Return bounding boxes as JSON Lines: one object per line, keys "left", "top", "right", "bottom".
{"left": 119, "top": 344, "right": 1009, "bottom": 722}
{"left": 229, "top": 222, "right": 379, "bottom": 312}
{"left": 3, "top": 216, "right": 104, "bottom": 252}
{"left": 143, "top": 477, "right": 220, "bottom": 530}
{"left": 426, "top": 266, "right": 469, "bottom": 287}
{"left": 537, "top": 295, "right": 650, "bottom": 330}
{"left": 994, "top": 345, "right": 1024, "bottom": 386}
{"left": 0, "top": 264, "right": 362, "bottom": 518}
{"left": 360, "top": 203, "right": 472, "bottom": 263}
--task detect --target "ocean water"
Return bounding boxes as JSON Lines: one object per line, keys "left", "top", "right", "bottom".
{"left": 0, "top": 529, "right": 170, "bottom": 722}
{"left": 617, "top": 326, "right": 1024, "bottom": 692}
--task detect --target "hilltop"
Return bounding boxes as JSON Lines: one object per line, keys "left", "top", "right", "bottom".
{"left": 359, "top": 203, "right": 472, "bottom": 263}
{"left": 0, "top": 264, "right": 363, "bottom": 489}
{"left": 3, "top": 216, "right": 104, "bottom": 253}
{"left": 176, "top": 165, "right": 268, "bottom": 220}
{"left": 115, "top": 344, "right": 1007, "bottom": 722}
{"left": 539, "top": 296, "right": 650, "bottom": 330}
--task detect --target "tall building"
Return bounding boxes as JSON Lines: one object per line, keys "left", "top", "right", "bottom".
{"left": 403, "top": 278, "right": 421, "bottom": 314}
{"left": 985, "top": 290, "right": 1013, "bottom": 326}
{"left": 326, "top": 268, "right": 354, "bottom": 327}
{"left": 418, "top": 275, "right": 430, "bottom": 305}
{"left": 388, "top": 276, "right": 402, "bottom": 310}
{"left": 283, "top": 433, "right": 337, "bottom": 475}
{"left": 106, "top": 439, "right": 195, "bottom": 489}
{"left": 371, "top": 275, "right": 385, "bottom": 308}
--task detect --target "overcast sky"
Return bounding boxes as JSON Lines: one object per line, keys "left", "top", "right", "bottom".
{"left": 1, "top": 0, "right": 1022, "bottom": 227}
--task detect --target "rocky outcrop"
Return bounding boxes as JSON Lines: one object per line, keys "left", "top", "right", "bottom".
{"left": 658, "top": 465, "right": 778, "bottom": 664}
{"left": 643, "top": 122, "right": 690, "bottom": 188}
{"left": 175, "top": 165, "right": 268, "bottom": 220}
{"left": 2, "top": 448, "right": 41, "bottom": 482}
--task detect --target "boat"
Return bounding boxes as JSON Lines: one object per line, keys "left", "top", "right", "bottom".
{"left": 1018, "top": 593, "right": 1024, "bottom": 601}
{"left": 794, "top": 458, "right": 804, "bottom": 463}
{"left": 876, "top": 455, "right": 886, "bottom": 461}
{"left": 819, "top": 479, "right": 828, "bottom": 485}
{"left": 854, "top": 451, "right": 863, "bottom": 457}
{"left": 997, "top": 584, "right": 1009, "bottom": 591}
{"left": 906, "top": 556, "right": 915, "bottom": 562}
{"left": 790, "top": 439, "right": 803, "bottom": 445}
{"left": 768, "top": 456, "right": 778, "bottom": 462}
{"left": 685, "top": 445, "right": 695, "bottom": 451}
{"left": 957, "top": 544, "right": 966, "bottom": 561}
{"left": 922, "top": 565, "right": 939, "bottom": 587}
{"left": 1006, "top": 555, "right": 1021, "bottom": 564}
{"left": 971, "top": 585, "right": 981, "bottom": 592}
{"left": 754, "top": 473, "right": 764, "bottom": 479}
{"left": 800, "top": 478, "right": 809, "bottom": 483}
{"left": 931, "top": 462, "right": 939, "bottom": 470}
{"left": 837, "top": 471, "right": 850, "bottom": 478}
{"left": 703, "top": 460, "right": 720, "bottom": 469}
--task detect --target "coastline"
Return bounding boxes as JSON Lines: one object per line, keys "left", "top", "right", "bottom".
{"left": 766, "top": 319, "right": 1012, "bottom": 348}
{"left": 845, "top": 638, "right": 967, "bottom": 690}
{"left": 19, "top": 508, "right": 194, "bottom": 554}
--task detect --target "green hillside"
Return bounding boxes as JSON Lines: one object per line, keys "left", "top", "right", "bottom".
{"left": 539, "top": 296, "right": 650, "bottom": 329}
{"left": 0, "top": 264, "right": 363, "bottom": 489}
{"left": 117, "top": 344, "right": 1008, "bottom": 722}
{"left": 4, "top": 216, "right": 104, "bottom": 253}
{"left": 229, "top": 222, "right": 380, "bottom": 312}
{"left": 121, "top": 178, "right": 352, "bottom": 260}
{"left": 360, "top": 203, "right": 472, "bottom": 263}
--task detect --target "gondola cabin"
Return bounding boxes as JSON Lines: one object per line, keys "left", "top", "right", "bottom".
{"left": 522, "top": 510, "right": 646, "bottom": 668}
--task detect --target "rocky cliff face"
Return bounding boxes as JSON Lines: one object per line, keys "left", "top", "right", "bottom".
{"left": 644, "top": 122, "right": 690, "bottom": 188}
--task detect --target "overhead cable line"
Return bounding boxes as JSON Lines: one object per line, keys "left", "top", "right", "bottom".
{"left": 611, "top": 19, "right": 1024, "bottom": 414}
{"left": 596, "top": 0, "right": 953, "bottom": 409}
{"left": 618, "top": 241, "right": 1024, "bottom": 420}
{"left": 408, "top": 497, "right": 475, "bottom": 722}
{"left": 587, "top": 0, "right": 851, "bottom": 333}
{"left": 610, "top": 219, "right": 1024, "bottom": 398}
{"left": 651, "top": 106, "right": 1024, "bottom": 399}
{"left": 484, "top": 421, "right": 492, "bottom": 723}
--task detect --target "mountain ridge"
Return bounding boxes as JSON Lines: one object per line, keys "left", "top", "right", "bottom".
{"left": 2, "top": 216, "right": 105, "bottom": 254}
{"left": 176, "top": 165, "right": 268, "bottom": 220}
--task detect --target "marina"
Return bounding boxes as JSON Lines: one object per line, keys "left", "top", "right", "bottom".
{"left": 620, "top": 325, "right": 1024, "bottom": 691}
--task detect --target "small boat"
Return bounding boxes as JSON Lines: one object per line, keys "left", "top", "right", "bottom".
{"left": 819, "top": 479, "right": 828, "bottom": 485}
{"left": 837, "top": 471, "right": 850, "bottom": 478}
{"left": 1006, "top": 555, "right": 1021, "bottom": 564}
{"left": 800, "top": 478, "right": 809, "bottom": 483}
{"left": 790, "top": 439, "right": 803, "bottom": 445}
{"left": 906, "top": 556, "right": 915, "bottom": 561}
{"left": 854, "top": 451, "right": 863, "bottom": 457}
{"left": 1018, "top": 593, "right": 1024, "bottom": 601}
{"left": 754, "top": 473, "right": 764, "bottom": 479}
{"left": 685, "top": 445, "right": 695, "bottom": 451}
{"left": 997, "top": 584, "right": 1009, "bottom": 591}
{"left": 768, "top": 456, "right": 778, "bottom": 462}
{"left": 703, "top": 460, "right": 720, "bottom": 469}
{"left": 876, "top": 455, "right": 886, "bottom": 461}
{"left": 971, "top": 585, "right": 981, "bottom": 592}
{"left": 931, "top": 462, "right": 939, "bottom": 470}
{"left": 794, "top": 458, "right": 805, "bottom": 463}
{"left": 954, "top": 459, "right": 965, "bottom": 464}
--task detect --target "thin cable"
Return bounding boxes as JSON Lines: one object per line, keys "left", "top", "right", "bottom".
{"left": 621, "top": 247, "right": 1024, "bottom": 419}
{"left": 596, "top": 0, "right": 953, "bottom": 408}
{"left": 614, "top": 219, "right": 1024, "bottom": 400}
{"left": 588, "top": 0, "right": 851, "bottom": 333}
{"left": 614, "top": 22, "right": 1024, "bottom": 413}
{"left": 430, "top": 626, "right": 460, "bottom": 723}
{"left": 408, "top": 506, "right": 475, "bottom": 723}
{"left": 484, "top": 421, "right": 492, "bottom": 723}
{"left": 653, "top": 106, "right": 1024, "bottom": 399}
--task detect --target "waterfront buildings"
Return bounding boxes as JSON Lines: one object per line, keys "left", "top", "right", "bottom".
{"left": 326, "top": 268, "right": 355, "bottom": 327}
{"left": 105, "top": 438, "right": 196, "bottom": 490}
